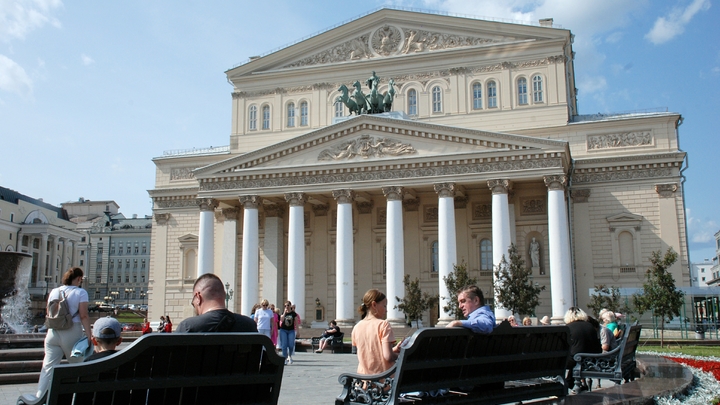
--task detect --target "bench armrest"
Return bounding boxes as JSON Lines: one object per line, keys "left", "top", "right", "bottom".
{"left": 573, "top": 344, "right": 622, "bottom": 363}
{"left": 17, "top": 392, "right": 46, "bottom": 405}
{"left": 336, "top": 366, "right": 397, "bottom": 405}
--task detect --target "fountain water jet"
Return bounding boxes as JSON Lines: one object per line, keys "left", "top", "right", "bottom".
{"left": 0, "top": 252, "right": 33, "bottom": 333}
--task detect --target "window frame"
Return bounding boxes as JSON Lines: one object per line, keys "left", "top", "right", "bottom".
{"left": 248, "top": 105, "right": 257, "bottom": 131}
{"left": 286, "top": 102, "right": 295, "bottom": 127}
{"left": 517, "top": 77, "right": 528, "bottom": 105}
{"left": 532, "top": 74, "right": 544, "bottom": 103}
{"left": 431, "top": 86, "right": 442, "bottom": 113}
{"left": 472, "top": 82, "right": 482, "bottom": 110}
{"left": 487, "top": 81, "right": 498, "bottom": 108}
{"left": 300, "top": 101, "right": 308, "bottom": 126}
{"left": 407, "top": 89, "right": 417, "bottom": 116}
{"left": 261, "top": 105, "right": 270, "bottom": 130}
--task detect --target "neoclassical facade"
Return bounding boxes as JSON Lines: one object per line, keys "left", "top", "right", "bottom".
{"left": 148, "top": 9, "right": 688, "bottom": 327}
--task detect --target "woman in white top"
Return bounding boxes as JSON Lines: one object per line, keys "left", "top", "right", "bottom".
{"left": 35, "top": 267, "right": 92, "bottom": 398}
{"left": 255, "top": 299, "right": 275, "bottom": 339}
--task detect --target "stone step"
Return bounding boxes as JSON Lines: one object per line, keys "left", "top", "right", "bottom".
{"left": 0, "top": 371, "right": 39, "bottom": 385}
{"left": 0, "top": 360, "right": 42, "bottom": 374}
{"left": 0, "top": 349, "right": 44, "bottom": 362}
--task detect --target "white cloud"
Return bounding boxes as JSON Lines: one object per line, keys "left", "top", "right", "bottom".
{"left": 578, "top": 75, "right": 606, "bottom": 93}
{"left": 645, "top": 0, "right": 711, "bottom": 45}
{"left": 0, "top": 0, "right": 63, "bottom": 42}
{"left": 686, "top": 208, "right": 719, "bottom": 244}
{"left": 0, "top": 53, "right": 32, "bottom": 97}
{"left": 81, "top": 54, "right": 94, "bottom": 66}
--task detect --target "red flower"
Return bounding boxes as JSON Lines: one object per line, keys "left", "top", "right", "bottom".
{"left": 665, "top": 356, "right": 720, "bottom": 381}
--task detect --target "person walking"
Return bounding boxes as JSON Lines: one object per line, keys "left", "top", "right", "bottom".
{"left": 279, "top": 301, "right": 299, "bottom": 364}
{"left": 34, "top": 267, "right": 93, "bottom": 398}
{"left": 255, "top": 299, "right": 275, "bottom": 339}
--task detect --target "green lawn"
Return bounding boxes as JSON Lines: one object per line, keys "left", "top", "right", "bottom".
{"left": 113, "top": 313, "right": 145, "bottom": 324}
{"left": 640, "top": 345, "right": 720, "bottom": 358}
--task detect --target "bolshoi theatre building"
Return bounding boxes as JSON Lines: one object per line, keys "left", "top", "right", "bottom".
{"left": 148, "top": 9, "right": 688, "bottom": 327}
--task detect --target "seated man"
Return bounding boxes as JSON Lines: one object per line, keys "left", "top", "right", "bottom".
{"left": 176, "top": 274, "right": 257, "bottom": 333}
{"left": 86, "top": 317, "right": 123, "bottom": 362}
{"left": 446, "top": 285, "right": 496, "bottom": 333}
{"left": 316, "top": 320, "right": 341, "bottom": 353}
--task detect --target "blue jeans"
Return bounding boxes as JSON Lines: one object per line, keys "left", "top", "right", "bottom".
{"left": 279, "top": 329, "right": 296, "bottom": 358}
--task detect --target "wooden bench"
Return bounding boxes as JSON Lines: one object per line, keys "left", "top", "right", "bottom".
{"left": 336, "top": 321, "right": 570, "bottom": 405}
{"left": 18, "top": 332, "right": 284, "bottom": 405}
{"left": 572, "top": 323, "right": 642, "bottom": 392}
{"left": 311, "top": 332, "right": 345, "bottom": 353}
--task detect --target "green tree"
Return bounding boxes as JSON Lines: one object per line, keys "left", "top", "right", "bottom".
{"left": 633, "top": 248, "right": 683, "bottom": 347}
{"left": 442, "top": 261, "right": 478, "bottom": 319}
{"left": 395, "top": 275, "right": 438, "bottom": 328}
{"left": 587, "top": 284, "right": 632, "bottom": 318}
{"left": 494, "top": 244, "right": 545, "bottom": 316}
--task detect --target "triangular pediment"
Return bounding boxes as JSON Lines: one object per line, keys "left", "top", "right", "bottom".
{"left": 195, "top": 114, "right": 568, "bottom": 179}
{"left": 606, "top": 213, "right": 644, "bottom": 228}
{"left": 227, "top": 8, "right": 568, "bottom": 76}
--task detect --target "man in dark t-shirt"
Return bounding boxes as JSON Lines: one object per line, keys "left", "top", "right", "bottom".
{"left": 176, "top": 274, "right": 257, "bottom": 333}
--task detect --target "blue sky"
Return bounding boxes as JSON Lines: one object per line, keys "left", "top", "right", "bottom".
{"left": 1, "top": 0, "right": 718, "bottom": 263}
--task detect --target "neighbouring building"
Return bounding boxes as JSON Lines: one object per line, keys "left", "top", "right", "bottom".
{"left": 0, "top": 186, "right": 82, "bottom": 315}
{"left": 148, "top": 9, "right": 689, "bottom": 327}
{"left": 63, "top": 198, "right": 152, "bottom": 309}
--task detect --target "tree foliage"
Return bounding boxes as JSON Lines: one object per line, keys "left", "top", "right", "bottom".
{"left": 494, "top": 243, "right": 545, "bottom": 316}
{"left": 633, "top": 248, "right": 683, "bottom": 347}
{"left": 587, "top": 284, "right": 632, "bottom": 318}
{"left": 395, "top": 275, "right": 438, "bottom": 328}
{"left": 442, "top": 261, "right": 478, "bottom": 320}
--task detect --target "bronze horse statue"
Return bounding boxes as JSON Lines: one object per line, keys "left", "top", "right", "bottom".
{"left": 337, "top": 84, "right": 361, "bottom": 115}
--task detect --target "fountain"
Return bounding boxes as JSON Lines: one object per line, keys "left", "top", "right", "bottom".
{"left": 0, "top": 252, "right": 33, "bottom": 334}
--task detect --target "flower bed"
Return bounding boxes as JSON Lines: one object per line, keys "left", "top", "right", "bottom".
{"left": 640, "top": 351, "right": 720, "bottom": 405}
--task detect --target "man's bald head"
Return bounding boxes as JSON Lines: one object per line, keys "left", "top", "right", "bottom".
{"left": 192, "top": 274, "right": 227, "bottom": 313}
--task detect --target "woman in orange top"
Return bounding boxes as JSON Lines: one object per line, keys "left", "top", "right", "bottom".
{"left": 351, "top": 289, "right": 402, "bottom": 375}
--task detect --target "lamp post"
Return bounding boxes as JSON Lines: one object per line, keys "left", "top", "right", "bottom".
{"left": 140, "top": 290, "right": 146, "bottom": 306}
{"left": 110, "top": 291, "right": 119, "bottom": 306}
{"left": 224, "top": 282, "right": 234, "bottom": 308}
{"left": 124, "top": 288, "right": 133, "bottom": 308}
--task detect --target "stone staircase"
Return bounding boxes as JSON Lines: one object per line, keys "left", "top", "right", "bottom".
{"left": 0, "top": 348, "right": 46, "bottom": 385}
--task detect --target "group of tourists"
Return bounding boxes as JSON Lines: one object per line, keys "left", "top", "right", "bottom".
{"left": 250, "top": 299, "right": 300, "bottom": 364}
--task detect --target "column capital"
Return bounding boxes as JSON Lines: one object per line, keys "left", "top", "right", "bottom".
{"left": 284, "top": 192, "right": 307, "bottom": 206}
{"left": 154, "top": 213, "right": 171, "bottom": 225}
{"left": 543, "top": 175, "right": 568, "bottom": 191}
{"left": 196, "top": 198, "right": 218, "bottom": 211}
{"left": 570, "top": 189, "right": 591, "bottom": 203}
{"left": 487, "top": 179, "right": 512, "bottom": 195}
{"left": 218, "top": 208, "right": 240, "bottom": 221}
{"left": 239, "top": 195, "right": 261, "bottom": 209}
{"left": 655, "top": 183, "right": 678, "bottom": 198}
{"left": 433, "top": 182, "right": 456, "bottom": 198}
{"left": 264, "top": 203, "right": 285, "bottom": 218}
{"left": 332, "top": 189, "right": 355, "bottom": 204}
{"left": 382, "top": 186, "right": 404, "bottom": 201}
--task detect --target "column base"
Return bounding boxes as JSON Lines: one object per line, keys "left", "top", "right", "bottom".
{"left": 550, "top": 316, "right": 565, "bottom": 325}
{"left": 387, "top": 318, "right": 409, "bottom": 328}
{"left": 336, "top": 319, "right": 356, "bottom": 328}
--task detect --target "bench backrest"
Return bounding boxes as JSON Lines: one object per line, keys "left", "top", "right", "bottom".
{"left": 392, "top": 322, "right": 570, "bottom": 396}
{"left": 47, "top": 333, "right": 284, "bottom": 405}
{"left": 620, "top": 324, "right": 642, "bottom": 369}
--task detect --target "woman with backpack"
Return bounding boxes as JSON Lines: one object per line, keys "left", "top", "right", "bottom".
{"left": 35, "top": 267, "right": 92, "bottom": 399}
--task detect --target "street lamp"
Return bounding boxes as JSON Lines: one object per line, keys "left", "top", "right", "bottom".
{"left": 125, "top": 288, "right": 133, "bottom": 308}
{"left": 224, "top": 282, "right": 234, "bottom": 308}
{"left": 140, "top": 290, "right": 146, "bottom": 306}
{"left": 110, "top": 290, "right": 119, "bottom": 306}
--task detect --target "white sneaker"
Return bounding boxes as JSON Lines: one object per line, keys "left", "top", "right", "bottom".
{"left": 288, "top": 357, "right": 294, "bottom": 365}
{"left": 284, "top": 358, "right": 289, "bottom": 365}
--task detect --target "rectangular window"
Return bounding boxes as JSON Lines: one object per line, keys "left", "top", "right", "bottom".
{"left": 126, "top": 246, "right": 131, "bottom": 254}
{"left": 109, "top": 273, "right": 114, "bottom": 283}
{"left": 125, "top": 260, "right": 130, "bottom": 269}
{"left": 79, "top": 259, "right": 84, "bottom": 266}
{"left": 133, "top": 274, "right": 137, "bottom": 283}
{"left": 96, "top": 263, "right": 101, "bottom": 270}
{"left": 94, "top": 290, "right": 101, "bottom": 299}
{"left": 96, "top": 274, "right": 101, "bottom": 282}
{"left": 141, "top": 259, "right": 146, "bottom": 269}
{"left": 133, "top": 260, "right": 138, "bottom": 269}
{"left": 134, "top": 246, "right": 139, "bottom": 254}
{"left": 125, "top": 275, "right": 130, "bottom": 283}
{"left": 142, "top": 245, "right": 147, "bottom": 254}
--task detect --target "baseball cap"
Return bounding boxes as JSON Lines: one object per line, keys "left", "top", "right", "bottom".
{"left": 93, "top": 317, "right": 122, "bottom": 339}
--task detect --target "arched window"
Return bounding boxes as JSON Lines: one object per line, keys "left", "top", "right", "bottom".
{"left": 248, "top": 105, "right": 257, "bottom": 130}
{"left": 431, "top": 240, "right": 439, "bottom": 273}
{"left": 472, "top": 82, "right": 482, "bottom": 110}
{"left": 407, "top": 89, "right": 417, "bottom": 115}
{"left": 287, "top": 102, "right": 295, "bottom": 127}
{"left": 487, "top": 81, "right": 498, "bottom": 108}
{"left": 432, "top": 86, "right": 442, "bottom": 113}
{"left": 480, "top": 239, "right": 492, "bottom": 270}
{"left": 334, "top": 100, "right": 344, "bottom": 117}
{"left": 532, "top": 75, "right": 544, "bottom": 103}
{"left": 517, "top": 77, "right": 528, "bottom": 105}
{"left": 300, "top": 101, "right": 308, "bottom": 126}
{"left": 262, "top": 105, "right": 270, "bottom": 130}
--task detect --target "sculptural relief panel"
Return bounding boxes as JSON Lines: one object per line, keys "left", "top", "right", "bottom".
{"left": 587, "top": 131, "right": 653, "bottom": 150}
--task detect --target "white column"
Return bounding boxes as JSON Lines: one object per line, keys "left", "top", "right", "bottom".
{"left": 262, "top": 204, "right": 285, "bottom": 310}
{"left": 69, "top": 240, "right": 76, "bottom": 267}
{"left": 219, "top": 208, "right": 239, "bottom": 310}
{"left": 545, "top": 175, "right": 574, "bottom": 323}
{"left": 286, "top": 193, "right": 306, "bottom": 323}
{"left": 59, "top": 237, "right": 66, "bottom": 274}
{"left": 434, "top": 183, "right": 457, "bottom": 325}
{"left": 489, "top": 179, "right": 513, "bottom": 320}
{"left": 383, "top": 186, "right": 405, "bottom": 326}
{"left": 38, "top": 233, "right": 48, "bottom": 284}
{"left": 240, "top": 195, "right": 260, "bottom": 316}
{"left": 48, "top": 236, "right": 57, "bottom": 283}
{"left": 332, "top": 189, "right": 355, "bottom": 326}
{"left": 197, "top": 198, "right": 218, "bottom": 276}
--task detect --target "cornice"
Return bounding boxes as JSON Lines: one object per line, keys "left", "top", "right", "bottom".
{"left": 200, "top": 156, "right": 563, "bottom": 192}
{"left": 572, "top": 167, "right": 675, "bottom": 184}
{"left": 148, "top": 187, "right": 199, "bottom": 197}
{"left": 573, "top": 152, "right": 686, "bottom": 166}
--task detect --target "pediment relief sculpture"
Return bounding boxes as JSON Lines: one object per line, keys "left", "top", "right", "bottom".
{"left": 282, "top": 25, "right": 507, "bottom": 68}
{"left": 317, "top": 134, "right": 416, "bottom": 161}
